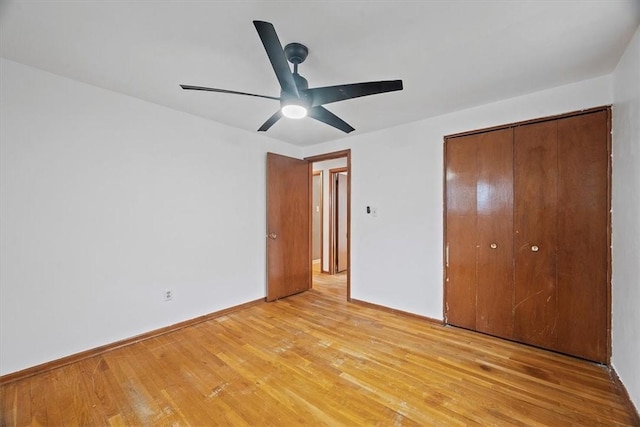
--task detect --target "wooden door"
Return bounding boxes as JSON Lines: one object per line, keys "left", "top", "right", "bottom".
{"left": 336, "top": 172, "right": 348, "bottom": 273}
{"left": 445, "top": 134, "right": 478, "bottom": 330}
{"left": 513, "top": 121, "right": 559, "bottom": 350}
{"left": 555, "top": 111, "right": 609, "bottom": 363}
{"left": 475, "top": 128, "right": 514, "bottom": 339}
{"left": 445, "top": 128, "right": 513, "bottom": 336}
{"left": 266, "top": 153, "right": 310, "bottom": 301}
{"left": 445, "top": 108, "right": 610, "bottom": 363}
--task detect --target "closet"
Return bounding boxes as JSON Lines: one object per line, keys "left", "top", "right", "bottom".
{"left": 444, "top": 107, "right": 610, "bottom": 363}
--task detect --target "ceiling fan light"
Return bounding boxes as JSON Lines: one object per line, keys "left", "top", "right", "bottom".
{"left": 282, "top": 103, "right": 307, "bottom": 119}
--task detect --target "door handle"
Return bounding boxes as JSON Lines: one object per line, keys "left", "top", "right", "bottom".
{"left": 268, "top": 233, "right": 277, "bottom": 240}
{"left": 531, "top": 245, "right": 539, "bottom": 252}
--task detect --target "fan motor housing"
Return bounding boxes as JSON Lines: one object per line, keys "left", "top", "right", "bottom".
{"left": 284, "top": 43, "right": 308, "bottom": 65}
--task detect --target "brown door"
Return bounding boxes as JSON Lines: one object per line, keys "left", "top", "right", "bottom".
{"left": 475, "top": 128, "right": 514, "bottom": 339}
{"left": 336, "top": 172, "right": 348, "bottom": 273}
{"left": 555, "top": 111, "right": 609, "bottom": 363}
{"left": 513, "top": 121, "right": 559, "bottom": 349}
{"left": 266, "top": 152, "right": 310, "bottom": 301}
{"left": 445, "top": 129, "right": 514, "bottom": 337}
{"left": 445, "top": 128, "right": 513, "bottom": 336}
{"left": 445, "top": 133, "right": 479, "bottom": 330}
{"left": 445, "top": 108, "right": 610, "bottom": 363}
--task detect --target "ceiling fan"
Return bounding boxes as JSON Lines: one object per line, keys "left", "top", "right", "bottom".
{"left": 180, "top": 21, "right": 403, "bottom": 134}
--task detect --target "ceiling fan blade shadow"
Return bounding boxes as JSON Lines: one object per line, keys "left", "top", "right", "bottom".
{"left": 258, "top": 110, "right": 283, "bottom": 132}
{"left": 308, "top": 106, "right": 355, "bottom": 133}
{"left": 180, "top": 85, "right": 280, "bottom": 101}
{"left": 253, "top": 21, "right": 299, "bottom": 97}
{"left": 307, "top": 80, "right": 403, "bottom": 107}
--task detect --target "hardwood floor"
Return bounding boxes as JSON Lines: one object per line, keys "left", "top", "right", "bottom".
{"left": 1, "top": 271, "right": 637, "bottom": 426}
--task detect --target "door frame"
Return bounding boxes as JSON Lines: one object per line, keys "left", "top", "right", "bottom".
{"left": 305, "top": 149, "right": 351, "bottom": 301}
{"left": 311, "top": 170, "right": 324, "bottom": 273}
{"left": 329, "top": 167, "right": 348, "bottom": 275}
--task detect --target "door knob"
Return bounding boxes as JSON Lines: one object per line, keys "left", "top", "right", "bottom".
{"left": 268, "top": 233, "right": 277, "bottom": 240}
{"left": 490, "top": 243, "right": 497, "bottom": 249}
{"left": 531, "top": 245, "right": 539, "bottom": 252}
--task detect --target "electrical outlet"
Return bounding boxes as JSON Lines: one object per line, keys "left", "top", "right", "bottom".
{"left": 164, "top": 289, "right": 173, "bottom": 302}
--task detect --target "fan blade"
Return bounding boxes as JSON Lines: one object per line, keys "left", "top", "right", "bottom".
{"left": 253, "top": 21, "right": 299, "bottom": 97}
{"left": 308, "top": 106, "right": 355, "bottom": 133}
{"left": 307, "top": 80, "right": 403, "bottom": 107}
{"left": 258, "top": 110, "right": 283, "bottom": 132}
{"left": 180, "top": 85, "right": 280, "bottom": 101}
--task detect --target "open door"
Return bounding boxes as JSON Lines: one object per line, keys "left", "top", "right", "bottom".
{"left": 266, "top": 152, "right": 310, "bottom": 301}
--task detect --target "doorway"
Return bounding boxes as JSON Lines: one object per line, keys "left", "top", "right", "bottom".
{"left": 265, "top": 150, "right": 350, "bottom": 301}
{"left": 306, "top": 150, "right": 351, "bottom": 301}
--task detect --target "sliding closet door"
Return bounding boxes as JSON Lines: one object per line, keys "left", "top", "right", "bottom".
{"left": 513, "top": 121, "right": 558, "bottom": 350}
{"left": 445, "top": 134, "right": 478, "bottom": 330}
{"left": 475, "top": 129, "right": 514, "bottom": 339}
{"left": 555, "top": 111, "right": 609, "bottom": 363}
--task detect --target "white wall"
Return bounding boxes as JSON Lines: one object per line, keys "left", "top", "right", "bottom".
{"left": 304, "top": 75, "right": 613, "bottom": 319}
{"left": 0, "top": 58, "right": 301, "bottom": 375}
{"left": 611, "top": 25, "right": 640, "bottom": 412}
{"left": 312, "top": 158, "right": 347, "bottom": 272}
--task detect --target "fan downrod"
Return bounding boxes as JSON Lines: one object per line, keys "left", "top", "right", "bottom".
{"left": 284, "top": 43, "right": 308, "bottom": 65}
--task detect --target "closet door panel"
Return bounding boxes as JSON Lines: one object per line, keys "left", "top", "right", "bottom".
{"left": 444, "top": 107, "right": 610, "bottom": 363}
{"left": 476, "top": 129, "right": 514, "bottom": 338}
{"left": 556, "top": 111, "right": 609, "bottom": 363}
{"left": 445, "top": 135, "right": 478, "bottom": 329}
{"left": 446, "top": 217, "right": 477, "bottom": 329}
{"left": 513, "top": 121, "right": 558, "bottom": 349}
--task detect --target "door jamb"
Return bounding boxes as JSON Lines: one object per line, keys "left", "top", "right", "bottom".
{"left": 312, "top": 171, "right": 324, "bottom": 275}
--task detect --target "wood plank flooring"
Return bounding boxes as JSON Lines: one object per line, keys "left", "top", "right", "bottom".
{"left": 1, "top": 272, "right": 637, "bottom": 426}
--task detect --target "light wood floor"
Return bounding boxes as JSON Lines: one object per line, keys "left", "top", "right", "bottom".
{"left": 1, "top": 272, "right": 637, "bottom": 426}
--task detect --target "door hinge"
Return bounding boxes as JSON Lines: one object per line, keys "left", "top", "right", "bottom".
{"left": 445, "top": 243, "right": 449, "bottom": 267}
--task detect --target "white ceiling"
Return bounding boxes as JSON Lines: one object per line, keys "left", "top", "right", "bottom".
{"left": 1, "top": 1, "right": 638, "bottom": 146}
